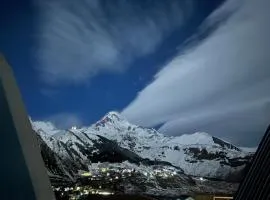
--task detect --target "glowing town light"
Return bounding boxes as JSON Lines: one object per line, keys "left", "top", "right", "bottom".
{"left": 71, "top": 126, "right": 77, "bottom": 130}
{"left": 101, "top": 168, "right": 107, "bottom": 172}
{"left": 115, "top": 176, "right": 119, "bottom": 179}
{"left": 199, "top": 177, "right": 205, "bottom": 181}
{"left": 81, "top": 172, "right": 92, "bottom": 177}
{"left": 76, "top": 186, "right": 81, "bottom": 191}
{"left": 106, "top": 172, "right": 110, "bottom": 176}
{"left": 98, "top": 191, "right": 113, "bottom": 196}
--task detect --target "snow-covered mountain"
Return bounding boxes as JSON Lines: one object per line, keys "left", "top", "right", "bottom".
{"left": 32, "top": 111, "right": 253, "bottom": 183}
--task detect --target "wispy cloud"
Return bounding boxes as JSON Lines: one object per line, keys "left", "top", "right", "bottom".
{"left": 46, "top": 113, "right": 83, "bottom": 129}
{"left": 35, "top": 0, "right": 193, "bottom": 85}
{"left": 122, "top": 0, "right": 270, "bottom": 146}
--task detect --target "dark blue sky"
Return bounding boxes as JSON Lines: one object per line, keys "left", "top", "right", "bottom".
{"left": 0, "top": 0, "right": 224, "bottom": 128}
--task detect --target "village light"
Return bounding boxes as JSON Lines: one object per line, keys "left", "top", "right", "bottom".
{"left": 101, "top": 168, "right": 107, "bottom": 172}
{"left": 199, "top": 177, "right": 205, "bottom": 181}
{"left": 98, "top": 191, "right": 114, "bottom": 196}
{"left": 81, "top": 172, "right": 92, "bottom": 177}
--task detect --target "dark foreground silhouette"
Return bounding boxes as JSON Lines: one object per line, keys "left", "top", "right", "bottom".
{"left": 78, "top": 194, "right": 156, "bottom": 200}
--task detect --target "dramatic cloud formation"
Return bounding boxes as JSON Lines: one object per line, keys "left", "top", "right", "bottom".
{"left": 46, "top": 113, "right": 83, "bottom": 129}
{"left": 35, "top": 0, "right": 193, "bottom": 85}
{"left": 122, "top": 0, "right": 270, "bottom": 146}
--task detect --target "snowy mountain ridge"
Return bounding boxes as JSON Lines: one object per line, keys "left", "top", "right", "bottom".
{"left": 32, "top": 111, "right": 253, "bottom": 182}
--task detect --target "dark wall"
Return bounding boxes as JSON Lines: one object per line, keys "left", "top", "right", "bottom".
{"left": 0, "top": 83, "right": 36, "bottom": 199}
{"left": 235, "top": 125, "right": 270, "bottom": 200}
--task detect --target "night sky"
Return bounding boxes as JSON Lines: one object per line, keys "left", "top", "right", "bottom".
{"left": 1, "top": 0, "right": 269, "bottom": 146}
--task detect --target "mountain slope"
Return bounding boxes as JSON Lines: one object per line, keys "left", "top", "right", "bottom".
{"left": 32, "top": 111, "right": 253, "bottom": 182}
{"left": 80, "top": 112, "right": 253, "bottom": 181}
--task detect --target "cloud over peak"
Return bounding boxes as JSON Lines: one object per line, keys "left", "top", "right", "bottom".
{"left": 45, "top": 112, "right": 83, "bottom": 129}
{"left": 122, "top": 0, "right": 270, "bottom": 146}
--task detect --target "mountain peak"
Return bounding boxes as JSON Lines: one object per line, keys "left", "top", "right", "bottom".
{"left": 102, "top": 111, "right": 126, "bottom": 121}
{"left": 190, "top": 132, "right": 212, "bottom": 138}
{"left": 106, "top": 111, "right": 121, "bottom": 117}
{"left": 31, "top": 120, "right": 60, "bottom": 136}
{"left": 172, "top": 132, "right": 214, "bottom": 145}
{"left": 93, "top": 111, "right": 128, "bottom": 128}
{"left": 32, "top": 120, "right": 57, "bottom": 131}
